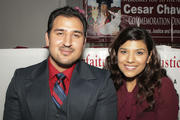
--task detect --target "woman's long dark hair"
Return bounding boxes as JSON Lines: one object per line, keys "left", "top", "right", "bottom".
{"left": 105, "top": 27, "right": 167, "bottom": 111}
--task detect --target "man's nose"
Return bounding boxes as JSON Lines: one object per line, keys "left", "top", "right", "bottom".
{"left": 63, "top": 34, "right": 72, "bottom": 47}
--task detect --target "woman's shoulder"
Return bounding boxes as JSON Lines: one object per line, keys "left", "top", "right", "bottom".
{"left": 160, "top": 77, "right": 175, "bottom": 90}
{"left": 154, "top": 77, "right": 179, "bottom": 120}
{"left": 157, "top": 76, "right": 178, "bottom": 99}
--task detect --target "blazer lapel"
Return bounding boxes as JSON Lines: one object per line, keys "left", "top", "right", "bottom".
{"left": 26, "top": 60, "right": 50, "bottom": 120}
{"left": 67, "top": 61, "right": 96, "bottom": 120}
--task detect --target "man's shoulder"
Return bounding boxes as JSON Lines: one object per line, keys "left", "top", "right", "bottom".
{"left": 15, "top": 59, "right": 47, "bottom": 76}
{"left": 78, "top": 61, "right": 110, "bottom": 78}
{"left": 80, "top": 61, "right": 109, "bottom": 72}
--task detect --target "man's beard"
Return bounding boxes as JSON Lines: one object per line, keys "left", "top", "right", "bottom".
{"left": 50, "top": 54, "right": 80, "bottom": 69}
{"left": 48, "top": 45, "right": 84, "bottom": 69}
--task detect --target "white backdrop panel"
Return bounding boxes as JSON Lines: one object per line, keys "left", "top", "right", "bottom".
{"left": 0, "top": 46, "right": 179, "bottom": 119}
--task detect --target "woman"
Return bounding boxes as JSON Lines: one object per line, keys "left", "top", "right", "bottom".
{"left": 105, "top": 27, "right": 179, "bottom": 120}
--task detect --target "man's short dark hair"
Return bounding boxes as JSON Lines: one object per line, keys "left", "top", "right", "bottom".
{"left": 47, "top": 6, "right": 87, "bottom": 36}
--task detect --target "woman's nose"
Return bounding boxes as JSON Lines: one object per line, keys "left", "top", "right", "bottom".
{"left": 127, "top": 53, "right": 135, "bottom": 63}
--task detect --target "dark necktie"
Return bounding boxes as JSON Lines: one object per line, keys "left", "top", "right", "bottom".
{"left": 52, "top": 73, "right": 66, "bottom": 108}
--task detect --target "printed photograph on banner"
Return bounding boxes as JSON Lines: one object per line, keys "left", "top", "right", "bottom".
{"left": 84, "top": 0, "right": 121, "bottom": 37}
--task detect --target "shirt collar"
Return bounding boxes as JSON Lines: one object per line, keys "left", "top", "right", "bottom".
{"left": 48, "top": 58, "right": 76, "bottom": 81}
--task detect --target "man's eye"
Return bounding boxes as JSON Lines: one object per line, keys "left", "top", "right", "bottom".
{"left": 57, "top": 32, "right": 63, "bottom": 36}
{"left": 73, "top": 34, "right": 80, "bottom": 38}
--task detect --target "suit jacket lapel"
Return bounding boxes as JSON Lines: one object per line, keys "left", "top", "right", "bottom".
{"left": 67, "top": 61, "right": 96, "bottom": 120}
{"left": 26, "top": 60, "right": 50, "bottom": 120}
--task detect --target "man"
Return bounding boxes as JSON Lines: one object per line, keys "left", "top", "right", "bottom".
{"left": 3, "top": 6, "right": 117, "bottom": 120}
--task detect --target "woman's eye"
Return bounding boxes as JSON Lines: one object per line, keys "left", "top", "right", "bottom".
{"left": 120, "top": 50, "right": 127, "bottom": 54}
{"left": 136, "top": 51, "right": 144, "bottom": 55}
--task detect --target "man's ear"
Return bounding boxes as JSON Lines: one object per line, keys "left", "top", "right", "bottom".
{"left": 147, "top": 52, "right": 152, "bottom": 64}
{"left": 45, "top": 32, "right": 49, "bottom": 47}
{"left": 83, "top": 38, "right": 87, "bottom": 48}
{"left": 84, "top": 38, "right": 87, "bottom": 44}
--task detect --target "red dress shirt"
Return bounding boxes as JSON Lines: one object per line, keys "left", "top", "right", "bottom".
{"left": 48, "top": 58, "right": 75, "bottom": 95}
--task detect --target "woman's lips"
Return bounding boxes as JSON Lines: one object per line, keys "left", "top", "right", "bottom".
{"left": 124, "top": 65, "right": 137, "bottom": 70}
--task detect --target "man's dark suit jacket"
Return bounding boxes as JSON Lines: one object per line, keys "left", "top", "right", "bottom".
{"left": 3, "top": 59, "right": 117, "bottom": 120}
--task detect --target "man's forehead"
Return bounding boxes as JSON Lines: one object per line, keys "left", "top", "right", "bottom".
{"left": 53, "top": 17, "right": 83, "bottom": 29}
{"left": 54, "top": 28, "right": 83, "bottom": 34}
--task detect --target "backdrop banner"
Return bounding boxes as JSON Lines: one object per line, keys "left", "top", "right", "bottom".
{"left": 121, "top": 0, "right": 180, "bottom": 44}
{"left": 83, "top": 0, "right": 180, "bottom": 46}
